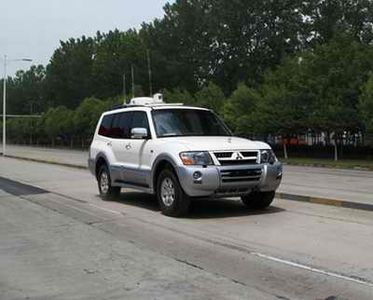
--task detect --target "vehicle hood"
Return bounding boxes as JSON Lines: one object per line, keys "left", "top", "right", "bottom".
{"left": 163, "top": 136, "right": 270, "bottom": 151}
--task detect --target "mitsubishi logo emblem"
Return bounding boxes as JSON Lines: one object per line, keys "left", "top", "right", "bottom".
{"left": 232, "top": 152, "right": 244, "bottom": 160}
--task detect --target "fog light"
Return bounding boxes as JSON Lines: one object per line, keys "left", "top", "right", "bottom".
{"left": 193, "top": 171, "right": 202, "bottom": 180}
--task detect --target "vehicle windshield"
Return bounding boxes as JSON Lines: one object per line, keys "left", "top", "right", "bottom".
{"left": 152, "top": 109, "right": 232, "bottom": 138}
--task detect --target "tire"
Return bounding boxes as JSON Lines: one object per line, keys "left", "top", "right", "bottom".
{"left": 157, "top": 168, "right": 190, "bottom": 217}
{"left": 97, "top": 164, "right": 121, "bottom": 200}
{"left": 241, "top": 191, "right": 275, "bottom": 209}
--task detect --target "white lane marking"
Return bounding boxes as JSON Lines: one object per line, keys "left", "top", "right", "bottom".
{"left": 89, "top": 204, "right": 122, "bottom": 215}
{"left": 252, "top": 251, "right": 373, "bottom": 288}
{"left": 11, "top": 174, "right": 371, "bottom": 288}
{"left": 137, "top": 218, "right": 373, "bottom": 287}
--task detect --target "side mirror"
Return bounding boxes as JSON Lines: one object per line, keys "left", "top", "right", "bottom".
{"left": 131, "top": 128, "right": 149, "bottom": 139}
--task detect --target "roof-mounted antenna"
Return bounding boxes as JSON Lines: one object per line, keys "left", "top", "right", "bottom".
{"left": 131, "top": 64, "right": 135, "bottom": 99}
{"left": 147, "top": 49, "right": 153, "bottom": 96}
{"left": 122, "top": 72, "right": 127, "bottom": 105}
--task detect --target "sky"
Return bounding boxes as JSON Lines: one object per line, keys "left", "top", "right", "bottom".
{"left": 0, "top": 0, "right": 172, "bottom": 76}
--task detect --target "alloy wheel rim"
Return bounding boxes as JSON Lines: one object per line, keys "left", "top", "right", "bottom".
{"left": 161, "top": 177, "right": 175, "bottom": 207}
{"left": 100, "top": 172, "right": 109, "bottom": 194}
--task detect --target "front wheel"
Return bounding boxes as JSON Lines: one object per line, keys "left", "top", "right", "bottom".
{"left": 157, "top": 169, "right": 190, "bottom": 217}
{"left": 97, "top": 165, "right": 121, "bottom": 200}
{"left": 241, "top": 191, "right": 275, "bottom": 209}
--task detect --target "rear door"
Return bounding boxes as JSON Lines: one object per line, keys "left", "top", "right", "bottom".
{"left": 111, "top": 112, "right": 133, "bottom": 182}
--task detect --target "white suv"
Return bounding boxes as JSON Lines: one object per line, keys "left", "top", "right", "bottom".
{"left": 89, "top": 96, "right": 282, "bottom": 217}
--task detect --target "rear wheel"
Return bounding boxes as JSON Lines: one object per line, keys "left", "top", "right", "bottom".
{"left": 241, "top": 191, "right": 275, "bottom": 209}
{"left": 97, "top": 165, "right": 121, "bottom": 200}
{"left": 157, "top": 169, "right": 190, "bottom": 217}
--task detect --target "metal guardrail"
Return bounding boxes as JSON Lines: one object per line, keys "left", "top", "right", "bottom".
{"left": 0, "top": 115, "right": 42, "bottom": 118}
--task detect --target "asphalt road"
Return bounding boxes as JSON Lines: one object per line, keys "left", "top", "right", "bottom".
{"left": 2, "top": 145, "right": 373, "bottom": 205}
{"left": 0, "top": 156, "right": 373, "bottom": 299}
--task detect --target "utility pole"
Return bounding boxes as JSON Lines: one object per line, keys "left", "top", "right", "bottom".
{"left": 147, "top": 49, "right": 153, "bottom": 96}
{"left": 131, "top": 64, "right": 135, "bottom": 99}
{"left": 122, "top": 73, "right": 127, "bottom": 104}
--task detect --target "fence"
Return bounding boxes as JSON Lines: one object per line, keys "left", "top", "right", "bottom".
{"left": 272, "top": 144, "right": 373, "bottom": 160}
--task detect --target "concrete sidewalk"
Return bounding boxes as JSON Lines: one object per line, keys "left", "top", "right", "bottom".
{"left": 1, "top": 144, "right": 372, "bottom": 209}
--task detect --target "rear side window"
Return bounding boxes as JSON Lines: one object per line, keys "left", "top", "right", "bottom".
{"left": 111, "top": 112, "right": 132, "bottom": 139}
{"left": 98, "top": 114, "right": 113, "bottom": 137}
{"left": 98, "top": 111, "right": 150, "bottom": 139}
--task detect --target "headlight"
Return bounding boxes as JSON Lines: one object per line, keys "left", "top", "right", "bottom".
{"left": 260, "top": 149, "right": 277, "bottom": 164}
{"left": 180, "top": 151, "right": 213, "bottom": 166}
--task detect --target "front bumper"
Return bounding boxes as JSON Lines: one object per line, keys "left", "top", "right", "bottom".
{"left": 177, "top": 162, "right": 282, "bottom": 197}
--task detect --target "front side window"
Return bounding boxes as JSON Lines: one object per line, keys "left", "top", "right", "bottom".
{"left": 152, "top": 109, "right": 232, "bottom": 138}
{"left": 130, "top": 111, "right": 150, "bottom": 137}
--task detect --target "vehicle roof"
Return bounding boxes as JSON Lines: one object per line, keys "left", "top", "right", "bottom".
{"left": 103, "top": 104, "right": 210, "bottom": 115}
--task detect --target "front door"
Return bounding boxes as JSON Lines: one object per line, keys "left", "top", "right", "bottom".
{"left": 124, "top": 111, "right": 152, "bottom": 187}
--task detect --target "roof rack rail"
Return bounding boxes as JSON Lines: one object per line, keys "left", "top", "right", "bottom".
{"left": 109, "top": 102, "right": 186, "bottom": 111}
{"left": 110, "top": 104, "right": 127, "bottom": 110}
{"left": 109, "top": 104, "right": 144, "bottom": 111}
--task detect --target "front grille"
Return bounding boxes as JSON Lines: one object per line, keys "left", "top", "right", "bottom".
{"left": 219, "top": 160, "right": 258, "bottom": 166}
{"left": 220, "top": 168, "right": 262, "bottom": 183}
{"left": 214, "top": 152, "right": 233, "bottom": 158}
{"left": 241, "top": 151, "right": 258, "bottom": 157}
{"left": 213, "top": 150, "right": 259, "bottom": 166}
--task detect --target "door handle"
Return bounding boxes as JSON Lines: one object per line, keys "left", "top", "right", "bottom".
{"left": 107, "top": 141, "right": 112, "bottom": 147}
{"left": 125, "top": 143, "right": 132, "bottom": 150}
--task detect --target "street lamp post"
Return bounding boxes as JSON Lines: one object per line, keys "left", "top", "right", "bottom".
{"left": 2, "top": 55, "right": 32, "bottom": 156}
{"left": 2, "top": 55, "right": 6, "bottom": 156}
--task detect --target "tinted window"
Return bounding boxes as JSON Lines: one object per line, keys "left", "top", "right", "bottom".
{"left": 152, "top": 109, "right": 231, "bottom": 137}
{"left": 98, "top": 114, "right": 113, "bottom": 137}
{"left": 111, "top": 112, "right": 132, "bottom": 139}
{"left": 130, "top": 112, "right": 150, "bottom": 137}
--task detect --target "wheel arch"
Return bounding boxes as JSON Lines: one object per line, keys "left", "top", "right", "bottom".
{"left": 95, "top": 153, "right": 109, "bottom": 179}
{"left": 151, "top": 155, "right": 179, "bottom": 193}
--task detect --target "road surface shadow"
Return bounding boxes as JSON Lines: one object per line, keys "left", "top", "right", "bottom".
{"left": 114, "top": 191, "right": 285, "bottom": 219}
{"left": 116, "top": 192, "right": 159, "bottom": 211}
{"left": 188, "top": 199, "right": 284, "bottom": 219}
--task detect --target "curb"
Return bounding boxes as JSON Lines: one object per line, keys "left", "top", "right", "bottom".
{"left": 2, "top": 154, "right": 87, "bottom": 170}
{"left": 283, "top": 162, "right": 373, "bottom": 171}
{"left": 276, "top": 192, "right": 373, "bottom": 212}
{"left": 2, "top": 154, "right": 373, "bottom": 212}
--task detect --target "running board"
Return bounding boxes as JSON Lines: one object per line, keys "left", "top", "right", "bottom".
{"left": 113, "top": 180, "right": 153, "bottom": 194}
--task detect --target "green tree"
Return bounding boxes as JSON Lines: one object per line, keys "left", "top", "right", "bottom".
{"left": 164, "top": 88, "right": 194, "bottom": 105}
{"left": 359, "top": 73, "right": 373, "bottom": 135}
{"left": 306, "top": 0, "right": 373, "bottom": 44}
{"left": 92, "top": 30, "right": 150, "bottom": 99}
{"left": 223, "top": 83, "right": 261, "bottom": 135}
{"left": 140, "top": 1, "right": 213, "bottom": 93}
{"left": 43, "top": 106, "right": 73, "bottom": 146}
{"left": 7, "top": 118, "right": 29, "bottom": 145}
{"left": 45, "top": 36, "right": 96, "bottom": 108}
{"left": 73, "top": 97, "right": 106, "bottom": 147}
{"left": 4, "top": 65, "right": 46, "bottom": 114}
{"left": 255, "top": 34, "right": 373, "bottom": 159}
{"left": 194, "top": 82, "right": 225, "bottom": 113}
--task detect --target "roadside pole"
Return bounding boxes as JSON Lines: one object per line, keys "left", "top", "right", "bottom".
{"left": 2, "top": 55, "right": 7, "bottom": 156}
{"left": 1, "top": 57, "right": 32, "bottom": 156}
